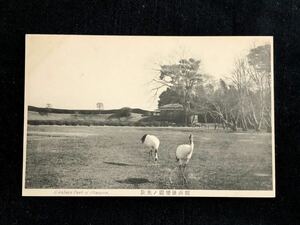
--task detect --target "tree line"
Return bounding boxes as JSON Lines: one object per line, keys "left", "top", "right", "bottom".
{"left": 155, "top": 44, "right": 272, "bottom": 132}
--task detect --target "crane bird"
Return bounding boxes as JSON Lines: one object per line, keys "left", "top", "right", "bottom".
{"left": 141, "top": 134, "right": 160, "bottom": 162}
{"left": 176, "top": 134, "right": 194, "bottom": 184}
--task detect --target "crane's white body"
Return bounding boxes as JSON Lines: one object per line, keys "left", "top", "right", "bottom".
{"left": 143, "top": 135, "right": 160, "bottom": 150}
{"left": 175, "top": 134, "right": 194, "bottom": 184}
{"left": 176, "top": 143, "right": 194, "bottom": 165}
{"left": 141, "top": 134, "right": 160, "bottom": 161}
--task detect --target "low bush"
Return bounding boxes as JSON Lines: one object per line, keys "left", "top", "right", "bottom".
{"left": 139, "top": 116, "right": 160, "bottom": 122}
{"left": 28, "top": 117, "right": 182, "bottom": 127}
{"left": 109, "top": 107, "right": 132, "bottom": 119}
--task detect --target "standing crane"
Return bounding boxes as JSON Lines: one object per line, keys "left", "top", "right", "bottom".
{"left": 176, "top": 134, "right": 194, "bottom": 184}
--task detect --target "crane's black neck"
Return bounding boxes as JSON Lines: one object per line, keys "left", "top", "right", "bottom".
{"left": 141, "top": 134, "right": 147, "bottom": 143}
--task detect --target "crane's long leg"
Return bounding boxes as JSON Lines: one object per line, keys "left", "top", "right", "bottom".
{"left": 183, "top": 164, "right": 187, "bottom": 173}
{"left": 154, "top": 149, "right": 158, "bottom": 163}
{"left": 182, "top": 175, "right": 187, "bottom": 185}
{"left": 149, "top": 149, "right": 153, "bottom": 162}
{"left": 179, "top": 164, "right": 187, "bottom": 185}
{"left": 182, "top": 164, "right": 187, "bottom": 184}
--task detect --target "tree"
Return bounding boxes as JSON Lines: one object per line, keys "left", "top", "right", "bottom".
{"left": 206, "top": 44, "right": 272, "bottom": 132}
{"left": 210, "top": 44, "right": 272, "bottom": 132}
{"left": 210, "top": 44, "right": 271, "bottom": 132}
{"left": 207, "top": 79, "right": 240, "bottom": 131}
{"left": 158, "top": 88, "right": 181, "bottom": 107}
{"left": 96, "top": 102, "right": 104, "bottom": 114}
{"left": 231, "top": 58, "right": 253, "bottom": 131}
{"left": 190, "top": 75, "right": 216, "bottom": 123}
{"left": 247, "top": 44, "right": 272, "bottom": 131}
{"left": 152, "top": 44, "right": 272, "bottom": 132}
{"left": 247, "top": 44, "right": 271, "bottom": 74}
{"left": 43, "top": 103, "right": 52, "bottom": 115}
{"left": 154, "top": 58, "right": 203, "bottom": 126}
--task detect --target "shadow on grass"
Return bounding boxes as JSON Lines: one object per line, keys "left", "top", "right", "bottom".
{"left": 103, "top": 161, "right": 148, "bottom": 167}
{"left": 116, "top": 177, "right": 151, "bottom": 188}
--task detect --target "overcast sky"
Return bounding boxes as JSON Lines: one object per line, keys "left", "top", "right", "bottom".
{"left": 25, "top": 35, "right": 272, "bottom": 110}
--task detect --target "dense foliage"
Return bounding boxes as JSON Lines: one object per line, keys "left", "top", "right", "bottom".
{"left": 157, "top": 44, "right": 272, "bottom": 131}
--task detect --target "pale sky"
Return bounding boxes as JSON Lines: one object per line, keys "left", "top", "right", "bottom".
{"left": 25, "top": 35, "right": 272, "bottom": 110}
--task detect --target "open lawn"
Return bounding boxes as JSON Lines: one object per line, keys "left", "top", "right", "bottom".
{"left": 25, "top": 126, "right": 273, "bottom": 190}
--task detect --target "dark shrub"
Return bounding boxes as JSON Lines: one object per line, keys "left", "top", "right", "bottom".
{"left": 119, "top": 107, "right": 132, "bottom": 117}
{"left": 38, "top": 111, "right": 48, "bottom": 116}
{"left": 71, "top": 121, "right": 78, "bottom": 126}
{"left": 28, "top": 120, "right": 40, "bottom": 125}
{"left": 153, "top": 121, "right": 161, "bottom": 127}
{"left": 56, "top": 120, "right": 64, "bottom": 125}
{"left": 139, "top": 116, "right": 160, "bottom": 122}
{"left": 83, "top": 121, "right": 91, "bottom": 126}
{"left": 140, "top": 122, "right": 148, "bottom": 127}
{"left": 48, "top": 120, "right": 56, "bottom": 125}
{"left": 93, "top": 121, "right": 104, "bottom": 126}
{"left": 119, "top": 121, "right": 131, "bottom": 126}
{"left": 109, "top": 107, "right": 132, "bottom": 119}
{"left": 106, "top": 120, "right": 119, "bottom": 126}
{"left": 133, "top": 121, "right": 141, "bottom": 126}
{"left": 143, "top": 111, "right": 152, "bottom": 116}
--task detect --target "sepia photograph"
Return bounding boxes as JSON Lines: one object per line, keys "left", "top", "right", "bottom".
{"left": 23, "top": 35, "right": 275, "bottom": 197}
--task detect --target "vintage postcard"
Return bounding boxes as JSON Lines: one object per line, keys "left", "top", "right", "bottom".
{"left": 23, "top": 35, "right": 275, "bottom": 197}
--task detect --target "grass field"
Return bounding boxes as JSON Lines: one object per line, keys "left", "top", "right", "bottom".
{"left": 25, "top": 125, "right": 273, "bottom": 190}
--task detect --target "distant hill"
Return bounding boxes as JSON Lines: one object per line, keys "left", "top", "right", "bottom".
{"left": 28, "top": 105, "right": 153, "bottom": 115}
{"left": 26, "top": 106, "right": 178, "bottom": 127}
